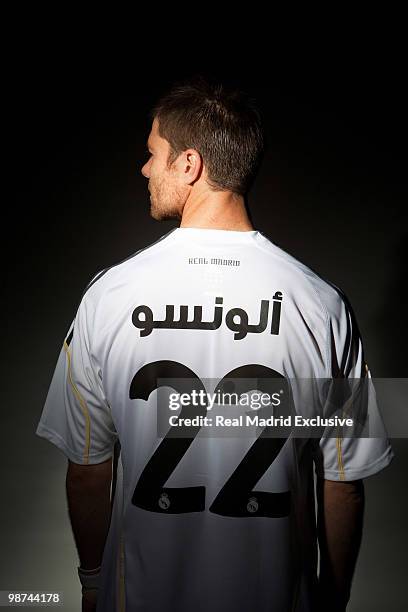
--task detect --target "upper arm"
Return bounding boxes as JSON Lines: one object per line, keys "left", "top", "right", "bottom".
{"left": 36, "top": 287, "right": 118, "bottom": 465}
{"left": 67, "top": 457, "right": 113, "bottom": 481}
{"left": 314, "top": 289, "right": 394, "bottom": 482}
{"left": 316, "top": 477, "right": 365, "bottom": 515}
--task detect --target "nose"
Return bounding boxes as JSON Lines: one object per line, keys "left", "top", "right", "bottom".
{"left": 141, "top": 160, "right": 150, "bottom": 179}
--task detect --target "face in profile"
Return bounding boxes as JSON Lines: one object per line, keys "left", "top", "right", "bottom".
{"left": 141, "top": 118, "right": 187, "bottom": 221}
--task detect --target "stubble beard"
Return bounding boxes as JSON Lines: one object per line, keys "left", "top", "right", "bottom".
{"left": 149, "top": 177, "right": 184, "bottom": 221}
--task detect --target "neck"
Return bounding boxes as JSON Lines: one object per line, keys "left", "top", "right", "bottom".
{"left": 179, "top": 188, "right": 254, "bottom": 231}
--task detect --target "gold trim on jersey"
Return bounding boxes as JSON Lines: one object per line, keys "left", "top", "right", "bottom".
{"left": 63, "top": 340, "right": 91, "bottom": 464}
{"left": 335, "top": 382, "right": 358, "bottom": 482}
{"left": 336, "top": 437, "right": 345, "bottom": 481}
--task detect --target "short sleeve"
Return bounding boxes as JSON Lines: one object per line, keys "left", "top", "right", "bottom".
{"left": 313, "top": 289, "right": 394, "bottom": 481}
{"left": 36, "top": 289, "right": 118, "bottom": 465}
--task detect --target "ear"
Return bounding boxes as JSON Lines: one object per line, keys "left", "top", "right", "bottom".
{"left": 178, "top": 148, "right": 203, "bottom": 185}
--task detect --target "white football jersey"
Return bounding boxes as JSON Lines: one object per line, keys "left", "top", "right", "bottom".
{"left": 36, "top": 227, "right": 394, "bottom": 612}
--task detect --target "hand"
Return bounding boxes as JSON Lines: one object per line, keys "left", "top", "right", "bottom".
{"left": 82, "top": 587, "right": 98, "bottom": 612}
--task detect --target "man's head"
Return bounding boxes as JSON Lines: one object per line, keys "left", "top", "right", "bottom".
{"left": 141, "top": 76, "right": 264, "bottom": 221}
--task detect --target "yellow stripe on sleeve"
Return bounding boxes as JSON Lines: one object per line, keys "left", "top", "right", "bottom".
{"left": 63, "top": 340, "right": 91, "bottom": 464}
{"left": 336, "top": 436, "right": 345, "bottom": 481}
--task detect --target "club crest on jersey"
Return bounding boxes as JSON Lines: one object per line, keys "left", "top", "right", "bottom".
{"left": 132, "top": 292, "right": 283, "bottom": 340}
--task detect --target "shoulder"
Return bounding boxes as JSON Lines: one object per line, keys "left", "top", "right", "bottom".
{"left": 80, "top": 228, "right": 178, "bottom": 305}
{"left": 257, "top": 230, "right": 352, "bottom": 323}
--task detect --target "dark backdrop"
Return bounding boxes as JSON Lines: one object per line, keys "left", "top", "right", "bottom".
{"left": 1, "top": 60, "right": 407, "bottom": 611}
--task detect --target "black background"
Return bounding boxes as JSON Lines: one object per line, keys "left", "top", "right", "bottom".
{"left": 1, "top": 46, "right": 407, "bottom": 610}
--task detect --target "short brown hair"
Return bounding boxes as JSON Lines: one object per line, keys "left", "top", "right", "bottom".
{"left": 150, "top": 75, "right": 265, "bottom": 196}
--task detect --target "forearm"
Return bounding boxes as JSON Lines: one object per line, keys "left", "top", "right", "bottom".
{"left": 66, "top": 458, "right": 113, "bottom": 570}
{"left": 316, "top": 477, "right": 365, "bottom": 611}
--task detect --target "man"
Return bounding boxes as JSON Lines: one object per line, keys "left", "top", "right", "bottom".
{"left": 36, "top": 76, "right": 394, "bottom": 612}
